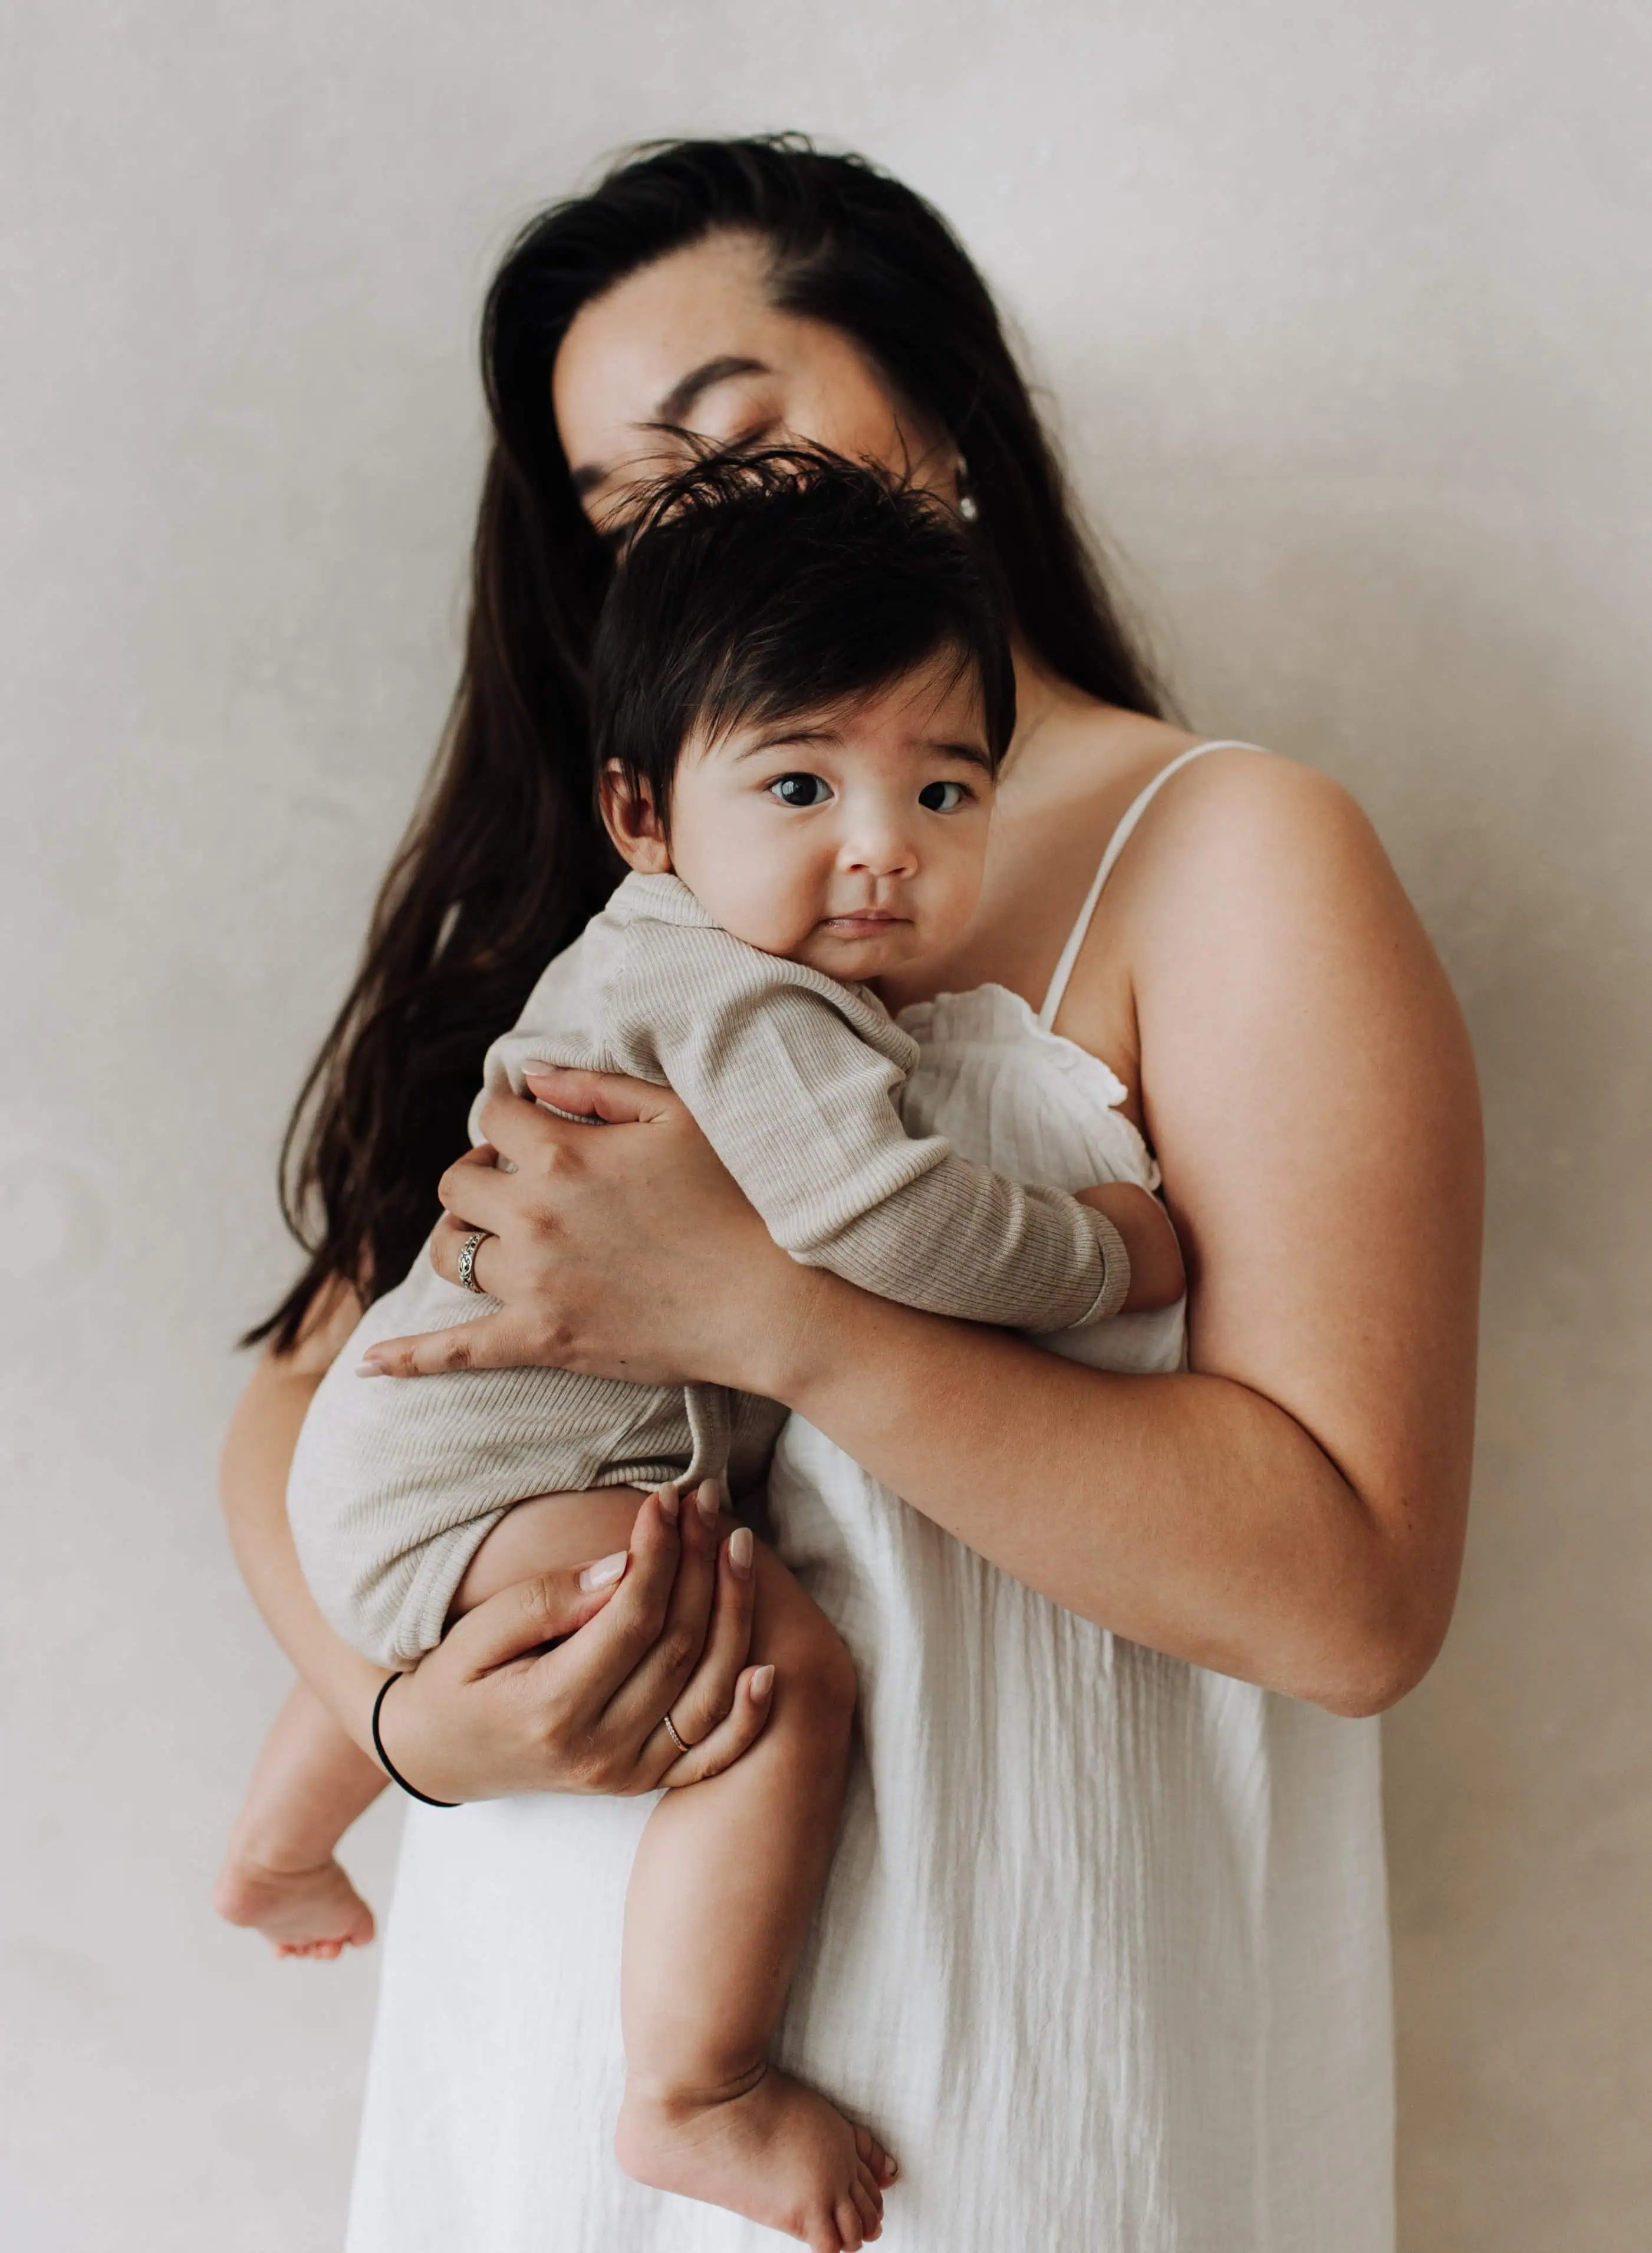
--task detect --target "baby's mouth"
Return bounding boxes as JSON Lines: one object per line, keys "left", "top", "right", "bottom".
{"left": 821, "top": 909, "right": 907, "bottom": 936}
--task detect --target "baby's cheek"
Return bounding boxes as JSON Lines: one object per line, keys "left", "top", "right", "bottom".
{"left": 714, "top": 876, "right": 824, "bottom": 961}
{"left": 752, "top": 857, "right": 832, "bottom": 952}
{"left": 922, "top": 861, "right": 986, "bottom": 951}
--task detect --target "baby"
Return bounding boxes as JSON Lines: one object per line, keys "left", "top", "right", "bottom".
{"left": 223, "top": 451, "right": 1182, "bottom": 2251}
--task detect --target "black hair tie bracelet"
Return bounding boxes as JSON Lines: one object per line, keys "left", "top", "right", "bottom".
{"left": 371, "top": 1673, "right": 461, "bottom": 1808}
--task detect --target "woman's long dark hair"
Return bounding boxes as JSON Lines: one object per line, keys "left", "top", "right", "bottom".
{"left": 249, "top": 134, "right": 1164, "bottom": 1350}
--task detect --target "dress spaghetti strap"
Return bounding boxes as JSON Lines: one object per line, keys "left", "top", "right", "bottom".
{"left": 1036, "top": 739, "right": 1263, "bottom": 1030}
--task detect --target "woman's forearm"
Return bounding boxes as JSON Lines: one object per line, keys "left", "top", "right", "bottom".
{"left": 221, "top": 1341, "right": 390, "bottom": 1759}
{"left": 768, "top": 1275, "right": 1446, "bottom": 1716}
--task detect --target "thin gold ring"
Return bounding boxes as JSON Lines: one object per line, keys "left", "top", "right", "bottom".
{"left": 663, "top": 1711, "right": 691, "bottom": 1757}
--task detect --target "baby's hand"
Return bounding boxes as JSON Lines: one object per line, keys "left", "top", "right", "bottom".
{"left": 1076, "top": 1182, "right": 1186, "bottom": 1313}
{"left": 213, "top": 1851, "right": 376, "bottom": 1961}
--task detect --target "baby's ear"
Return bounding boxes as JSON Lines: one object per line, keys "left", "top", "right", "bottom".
{"left": 599, "top": 763, "right": 672, "bottom": 874}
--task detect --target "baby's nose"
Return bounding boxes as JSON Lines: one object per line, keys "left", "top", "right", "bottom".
{"left": 841, "top": 820, "right": 918, "bottom": 877}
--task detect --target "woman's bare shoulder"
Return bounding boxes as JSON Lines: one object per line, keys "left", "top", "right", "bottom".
{"left": 1141, "top": 737, "right": 1356, "bottom": 831}
{"left": 1113, "top": 744, "right": 1396, "bottom": 942}
{"left": 1117, "top": 743, "right": 1477, "bottom": 1149}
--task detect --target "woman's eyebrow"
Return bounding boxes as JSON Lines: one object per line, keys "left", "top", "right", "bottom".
{"left": 570, "top": 356, "right": 772, "bottom": 500}
{"left": 654, "top": 354, "right": 770, "bottom": 427}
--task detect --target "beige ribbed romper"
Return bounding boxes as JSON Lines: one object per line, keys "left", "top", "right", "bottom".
{"left": 288, "top": 871, "right": 1130, "bottom": 1665}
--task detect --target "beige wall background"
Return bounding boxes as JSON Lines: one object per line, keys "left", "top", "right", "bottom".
{"left": 4, "top": 3, "right": 1647, "bottom": 2246}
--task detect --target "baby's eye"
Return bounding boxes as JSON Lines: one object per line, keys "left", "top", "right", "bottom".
{"left": 918, "top": 780, "right": 970, "bottom": 813}
{"left": 769, "top": 773, "right": 832, "bottom": 808}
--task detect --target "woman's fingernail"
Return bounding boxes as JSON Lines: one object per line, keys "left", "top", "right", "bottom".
{"left": 749, "top": 1664, "right": 775, "bottom": 1701}
{"left": 655, "top": 1482, "right": 680, "bottom": 1524}
{"left": 356, "top": 1358, "right": 384, "bottom": 1377}
{"left": 695, "top": 1482, "right": 720, "bottom": 1527}
{"left": 580, "top": 1551, "right": 628, "bottom": 1591}
{"left": 728, "top": 1525, "right": 753, "bottom": 1577}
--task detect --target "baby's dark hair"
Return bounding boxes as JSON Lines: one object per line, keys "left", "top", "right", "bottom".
{"left": 590, "top": 448, "right": 1016, "bottom": 827}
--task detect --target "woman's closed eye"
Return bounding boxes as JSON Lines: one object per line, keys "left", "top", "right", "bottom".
{"left": 768, "top": 772, "right": 833, "bottom": 808}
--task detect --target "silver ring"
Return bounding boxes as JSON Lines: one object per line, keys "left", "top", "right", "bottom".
{"left": 456, "top": 1230, "right": 491, "bottom": 1294}
{"left": 663, "top": 1711, "right": 691, "bottom": 1757}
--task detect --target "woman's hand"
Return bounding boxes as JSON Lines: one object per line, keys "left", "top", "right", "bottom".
{"left": 375, "top": 1484, "right": 774, "bottom": 1804}
{"left": 357, "top": 1069, "right": 822, "bottom": 1390}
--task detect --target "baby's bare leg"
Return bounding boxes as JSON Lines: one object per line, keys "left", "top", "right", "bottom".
{"left": 447, "top": 1483, "right": 649, "bottom": 1613}
{"left": 213, "top": 1489, "right": 644, "bottom": 1962}
{"left": 614, "top": 1542, "right": 893, "bottom": 2251}
{"left": 459, "top": 1486, "right": 894, "bottom": 2251}
{"left": 214, "top": 1681, "right": 383, "bottom": 1958}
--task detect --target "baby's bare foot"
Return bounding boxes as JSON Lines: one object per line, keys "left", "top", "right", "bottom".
{"left": 616, "top": 2064, "right": 896, "bottom": 2252}
{"left": 213, "top": 1853, "right": 376, "bottom": 1961}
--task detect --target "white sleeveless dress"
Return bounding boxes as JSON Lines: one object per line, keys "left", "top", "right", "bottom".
{"left": 346, "top": 745, "right": 1395, "bottom": 2253}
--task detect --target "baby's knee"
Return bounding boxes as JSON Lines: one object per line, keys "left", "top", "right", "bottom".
{"left": 799, "top": 1612, "right": 858, "bottom": 1732}
{"left": 758, "top": 1570, "right": 858, "bottom": 1743}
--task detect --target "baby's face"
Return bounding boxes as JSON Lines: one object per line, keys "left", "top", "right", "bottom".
{"left": 624, "top": 653, "right": 996, "bottom": 979}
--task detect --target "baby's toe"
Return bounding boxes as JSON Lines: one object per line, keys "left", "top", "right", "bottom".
{"left": 857, "top": 2129, "right": 896, "bottom": 2183}
{"left": 855, "top": 2159, "right": 884, "bottom": 2214}
{"left": 850, "top": 2175, "right": 883, "bottom": 2239}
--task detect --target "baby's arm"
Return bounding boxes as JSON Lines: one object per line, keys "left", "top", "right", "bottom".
{"left": 785, "top": 1123, "right": 1183, "bottom": 1328}
{"left": 625, "top": 940, "right": 1182, "bottom": 1334}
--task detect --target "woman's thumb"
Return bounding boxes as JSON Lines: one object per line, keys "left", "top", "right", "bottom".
{"left": 442, "top": 1549, "right": 630, "bottom": 1675}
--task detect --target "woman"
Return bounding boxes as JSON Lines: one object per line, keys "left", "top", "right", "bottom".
{"left": 222, "top": 139, "right": 1481, "bottom": 2250}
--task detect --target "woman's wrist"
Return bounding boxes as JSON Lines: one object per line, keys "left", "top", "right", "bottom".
{"left": 372, "top": 1673, "right": 462, "bottom": 1807}
{"left": 730, "top": 1258, "right": 860, "bottom": 1405}
{"left": 746, "top": 1262, "right": 936, "bottom": 1415}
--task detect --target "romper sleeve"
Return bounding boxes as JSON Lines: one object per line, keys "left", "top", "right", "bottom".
{"left": 613, "top": 926, "right": 1128, "bottom": 1333}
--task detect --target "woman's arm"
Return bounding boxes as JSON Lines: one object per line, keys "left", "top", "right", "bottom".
{"left": 221, "top": 1285, "right": 775, "bottom": 1797}
{"left": 366, "top": 759, "right": 1480, "bottom": 1718}
{"left": 220, "top": 1285, "right": 390, "bottom": 1757}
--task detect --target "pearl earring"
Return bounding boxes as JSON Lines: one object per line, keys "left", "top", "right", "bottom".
{"left": 956, "top": 455, "right": 979, "bottom": 521}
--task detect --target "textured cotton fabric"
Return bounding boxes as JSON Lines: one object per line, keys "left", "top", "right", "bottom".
{"left": 345, "top": 748, "right": 1395, "bottom": 2252}
{"left": 290, "top": 872, "right": 1128, "bottom": 1664}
